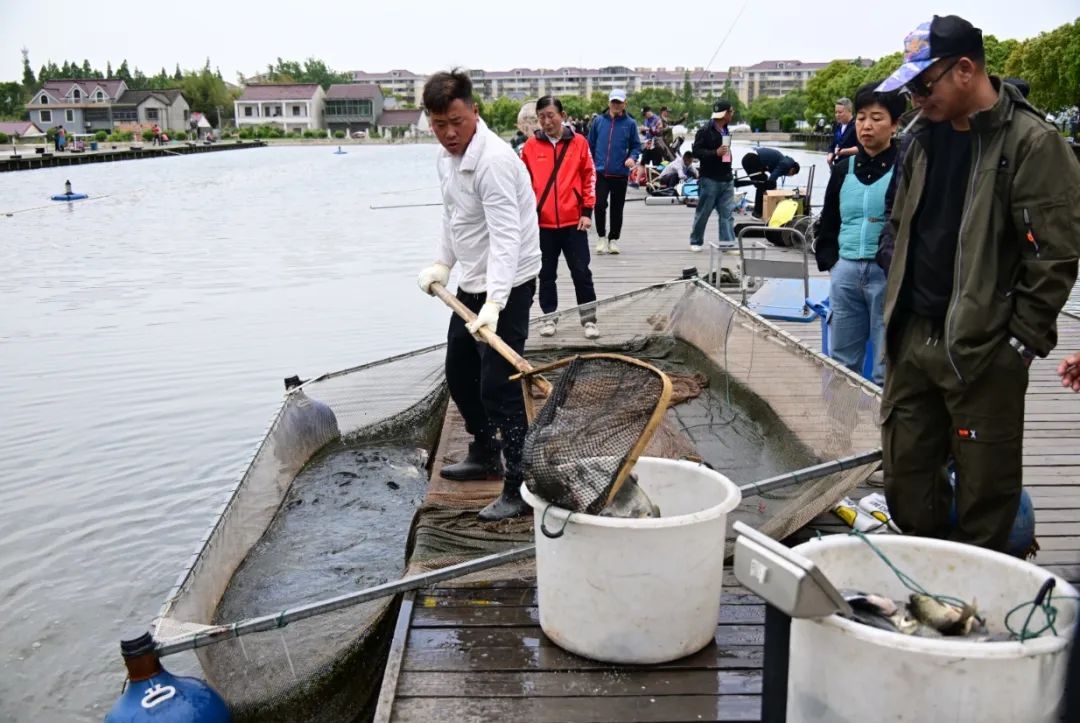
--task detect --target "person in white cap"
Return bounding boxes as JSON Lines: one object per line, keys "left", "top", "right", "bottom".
{"left": 586, "top": 89, "right": 641, "bottom": 255}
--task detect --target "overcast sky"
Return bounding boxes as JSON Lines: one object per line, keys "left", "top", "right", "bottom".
{"left": 2, "top": 1, "right": 1075, "bottom": 84}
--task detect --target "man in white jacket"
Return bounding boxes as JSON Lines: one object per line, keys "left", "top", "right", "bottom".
{"left": 417, "top": 70, "right": 542, "bottom": 521}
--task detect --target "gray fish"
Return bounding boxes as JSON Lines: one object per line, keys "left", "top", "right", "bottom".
{"left": 599, "top": 474, "right": 660, "bottom": 518}
{"left": 908, "top": 594, "right": 982, "bottom": 636}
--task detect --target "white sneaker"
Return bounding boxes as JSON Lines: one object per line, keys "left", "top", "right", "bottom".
{"left": 607, "top": 240, "right": 621, "bottom": 255}
{"left": 595, "top": 238, "right": 609, "bottom": 254}
{"left": 583, "top": 321, "right": 600, "bottom": 340}
{"left": 689, "top": 243, "right": 703, "bottom": 253}
{"left": 539, "top": 317, "right": 558, "bottom": 337}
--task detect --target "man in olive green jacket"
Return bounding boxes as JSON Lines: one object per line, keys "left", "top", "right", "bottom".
{"left": 877, "top": 15, "right": 1080, "bottom": 552}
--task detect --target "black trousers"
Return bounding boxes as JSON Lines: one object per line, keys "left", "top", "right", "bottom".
{"left": 595, "top": 175, "right": 629, "bottom": 240}
{"left": 539, "top": 227, "right": 597, "bottom": 323}
{"left": 445, "top": 280, "right": 535, "bottom": 483}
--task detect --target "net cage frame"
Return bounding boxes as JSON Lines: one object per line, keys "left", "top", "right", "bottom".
{"left": 148, "top": 278, "right": 883, "bottom": 713}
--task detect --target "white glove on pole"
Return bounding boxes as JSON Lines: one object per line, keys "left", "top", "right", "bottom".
{"left": 466, "top": 301, "right": 501, "bottom": 337}
{"left": 417, "top": 263, "right": 450, "bottom": 295}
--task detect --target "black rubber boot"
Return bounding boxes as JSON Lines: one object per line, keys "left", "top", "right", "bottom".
{"left": 477, "top": 479, "right": 529, "bottom": 521}
{"left": 441, "top": 440, "right": 503, "bottom": 481}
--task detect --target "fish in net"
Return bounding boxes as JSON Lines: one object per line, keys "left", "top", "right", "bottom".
{"left": 521, "top": 354, "right": 672, "bottom": 517}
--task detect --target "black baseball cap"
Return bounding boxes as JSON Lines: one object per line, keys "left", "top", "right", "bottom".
{"left": 711, "top": 100, "right": 732, "bottom": 118}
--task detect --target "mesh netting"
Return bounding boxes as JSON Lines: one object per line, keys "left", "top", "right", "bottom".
{"left": 522, "top": 355, "right": 669, "bottom": 515}
{"left": 151, "top": 279, "right": 882, "bottom": 721}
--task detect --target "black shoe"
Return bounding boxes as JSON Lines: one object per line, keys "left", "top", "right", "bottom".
{"left": 478, "top": 485, "right": 529, "bottom": 521}
{"left": 441, "top": 440, "right": 503, "bottom": 481}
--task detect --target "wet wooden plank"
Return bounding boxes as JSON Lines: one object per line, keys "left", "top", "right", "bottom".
{"left": 411, "top": 604, "right": 766, "bottom": 628}
{"left": 400, "top": 638, "right": 763, "bottom": 673}
{"left": 415, "top": 587, "right": 762, "bottom": 607}
{"left": 406, "top": 626, "right": 765, "bottom": 653}
{"left": 391, "top": 694, "right": 761, "bottom": 722}
{"left": 396, "top": 669, "right": 762, "bottom": 698}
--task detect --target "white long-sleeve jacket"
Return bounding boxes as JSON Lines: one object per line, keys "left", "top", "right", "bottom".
{"left": 435, "top": 118, "right": 541, "bottom": 308}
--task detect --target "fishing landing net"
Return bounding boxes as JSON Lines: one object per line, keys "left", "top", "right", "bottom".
{"left": 521, "top": 354, "right": 672, "bottom": 515}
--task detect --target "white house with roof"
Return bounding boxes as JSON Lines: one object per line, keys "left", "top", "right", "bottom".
{"left": 234, "top": 84, "right": 326, "bottom": 132}
{"left": 0, "top": 120, "right": 45, "bottom": 140}
{"left": 376, "top": 109, "right": 430, "bottom": 138}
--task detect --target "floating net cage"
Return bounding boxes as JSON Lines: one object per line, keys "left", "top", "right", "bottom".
{"left": 152, "top": 279, "right": 881, "bottom": 722}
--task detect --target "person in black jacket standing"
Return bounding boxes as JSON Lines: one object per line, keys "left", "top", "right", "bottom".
{"left": 688, "top": 100, "right": 735, "bottom": 252}
{"left": 827, "top": 97, "right": 858, "bottom": 166}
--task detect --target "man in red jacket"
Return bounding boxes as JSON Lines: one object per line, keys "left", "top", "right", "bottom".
{"left": 521, "top": 96, "right": 600, "bottom": 340}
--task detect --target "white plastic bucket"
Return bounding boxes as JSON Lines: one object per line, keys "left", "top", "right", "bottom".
{"left": 788, "top": 535, "right": 1078, "bottom": 722}
{"left": 521, "top": 456, "right": 742, "bottom": 664}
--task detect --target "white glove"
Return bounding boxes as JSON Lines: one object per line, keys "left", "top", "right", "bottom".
{"left": 466, "top": 301, "right": 501, "bottom": 337}
{"left": 417, "top": 263, "right": 450, "bottom": 295}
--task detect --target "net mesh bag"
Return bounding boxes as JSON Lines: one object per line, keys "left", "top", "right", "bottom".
{"left": 521, "top": 354, "right": 672, "bottom": 515}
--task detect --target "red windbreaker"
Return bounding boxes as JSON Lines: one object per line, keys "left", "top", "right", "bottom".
{"left": 520, "top": 127, "right": 596, "bottom": 230}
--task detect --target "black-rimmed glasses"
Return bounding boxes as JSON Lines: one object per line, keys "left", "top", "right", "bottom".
{"left": 905, "top": 58, "right": 961, "bottom": 97}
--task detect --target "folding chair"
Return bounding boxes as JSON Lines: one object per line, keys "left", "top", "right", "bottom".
{"left": 737, "top": 225, "right": 828, "bottom": 323}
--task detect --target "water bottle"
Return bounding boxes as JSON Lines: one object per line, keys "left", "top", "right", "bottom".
{"left": 105, "top": 632, "right": 230, "bottom": 722}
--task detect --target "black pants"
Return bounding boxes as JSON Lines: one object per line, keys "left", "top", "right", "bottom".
{"left": 445, "top": 280, "right": 535, "bottom": 483}
{"left": 595, "top": 175, "right": 628, "bottom": 240}
{"left": 882, "top": 313, "right": 1027, "bottom": 552}
{"left": 539, "top": 227, "right": 597, "bottom": 324}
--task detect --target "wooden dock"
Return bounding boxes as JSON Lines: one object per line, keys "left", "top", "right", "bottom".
{"left": 374, "top": 192, "right": 1080, "bottom": 722}
{"left": 0, "top": 139, "right": 265, "bottom": 172}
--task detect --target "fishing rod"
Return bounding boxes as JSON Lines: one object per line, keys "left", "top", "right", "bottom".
{"left": 370, "top": 201, "right": 442, "bottom": 210}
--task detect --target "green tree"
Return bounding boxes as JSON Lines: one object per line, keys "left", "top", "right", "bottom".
{"left": 81, "top": 59, "right": 93, "bottom": 78}
{"left": 174, "top": 64, "right": 183, "bottom": 81}
{"left": 262, "top": 57, "right": 351, "bottom": 89}
{"left": 180, "top": 65, "right": 236, "bottom": 127}
{"left": 484, "top": 96, "right": 521, "bottom": 132}
{"left": 984, "top": 35, "right": 1021, "bottom": 76}
{"left": 1005, "top": 19, "right": 1080, "bottom": 111}
{"left": 106, "top": 60, "right": 113, "bottom": 78}
{"left": 588, "top": 90, "right": 610, "bottom": 115}
{"left": 0, "top": 82, "right": 26, "bottom": 119}
{"left": 560, "top": 95, "right": 589, "bottom": 121}
{"left": 22, "top": 52, "right": 36, "bottom": 89}
{"left": 117, "top": 60, "right": 132, "bottom": 83}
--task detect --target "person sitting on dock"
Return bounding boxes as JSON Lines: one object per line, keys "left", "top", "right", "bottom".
{"left": 656, "top": 150, "right": 698, "bottom": 189}
{"left": 875, "top": 14, "right": 1080, "bottom": 552}
{"left": 416, "top": 70, "right": 542, "bottom": 522}
{"left": 521, "top": 95, "right": 600, "bottom": 341}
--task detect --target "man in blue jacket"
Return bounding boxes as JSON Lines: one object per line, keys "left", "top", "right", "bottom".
{"left": 588, "top": 89, "right": 641, "bottom": 255}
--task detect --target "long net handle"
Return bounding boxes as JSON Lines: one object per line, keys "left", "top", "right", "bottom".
{"left": 429, "top": 281, "right": 553, "bottom": 397}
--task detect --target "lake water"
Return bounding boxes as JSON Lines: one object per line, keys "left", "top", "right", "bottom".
{"left": 3, "top": 139, "right": 1074, "bottom": 721}
{"left": 0, "top": 144, "right": 449, "bottom": 721}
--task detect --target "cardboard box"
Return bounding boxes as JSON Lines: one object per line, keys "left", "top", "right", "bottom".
{"left": 763, "top": 189, "right": 804, "bottom": 222}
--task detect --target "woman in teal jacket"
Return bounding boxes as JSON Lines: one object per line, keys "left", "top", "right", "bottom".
{"left": 813, "top": 82, "right": 907, "bottom": 384}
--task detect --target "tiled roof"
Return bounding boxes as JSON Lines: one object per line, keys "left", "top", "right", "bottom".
{"left": 379, "top": 109, "right": 423, "bottom": 126}
{"left": 114, "top": 89, "right": 185, "bottom": 106}
{"left": 37, "top": 79, "right": 126, "bottom": 102}
{"left": 238, "top": 84, "right": 321, "bottom": 101}
{"left": 326, "top": 83, "right": 382, "bottom": 100}
{"left": 0, "top": 121, "right": 43, "bottom": 136}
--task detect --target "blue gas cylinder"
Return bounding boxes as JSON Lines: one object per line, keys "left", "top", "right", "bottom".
{"left": 947, "top": 461, "right": 1036, "bottom": 558}
{"left": 105, "top": 633, "right": 230, "bottom": 722}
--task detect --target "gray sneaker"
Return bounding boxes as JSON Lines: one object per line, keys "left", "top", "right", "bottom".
{"left": 539, "top": 317, "right": 558, "bottom": 337}
{"left": 595, "top": 238, "right": 609, "bottom": 254}
{"left": 607, "top": 240, "right": 621, "bottom": 254}
{"left": 583, "top": 322, "right": 600, "bottom": 340}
